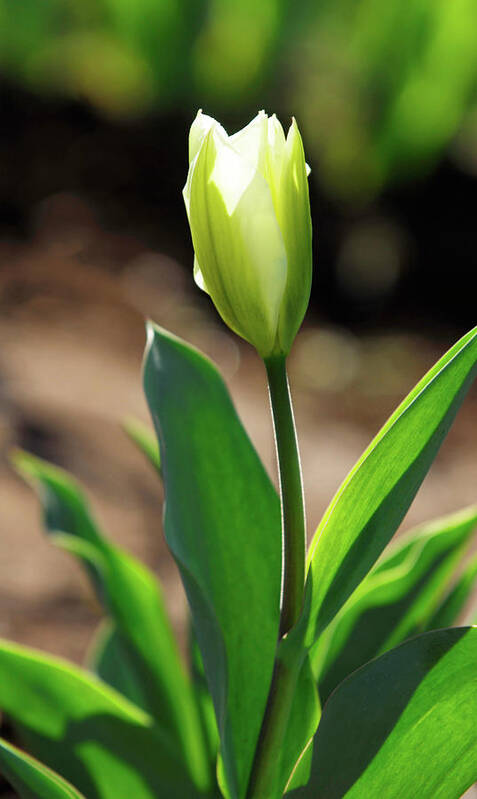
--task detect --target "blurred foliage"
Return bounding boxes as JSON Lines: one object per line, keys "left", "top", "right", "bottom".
{"left": 1, "top": 0, "right": 477, "bottom": 200}
{"left": 294, "top": 0, "right": 477, "bottom": 199}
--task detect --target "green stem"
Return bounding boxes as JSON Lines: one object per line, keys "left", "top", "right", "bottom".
{"left": 245, "top": 356, "right": 306, "bottom": 799}
{"left": 246, "top": 651, "right": 300, "bottom": 799}
{"left": 265, "top": 354, "right": 306, "bottom": 637}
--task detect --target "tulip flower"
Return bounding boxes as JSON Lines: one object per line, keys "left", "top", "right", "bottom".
{"left": 183, "top": 110, "right": 312, "bottom": 358}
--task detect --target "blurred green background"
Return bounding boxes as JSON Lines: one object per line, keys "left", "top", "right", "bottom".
{"left": 1, "top": 0, "right": 477, "bottom": 327}
{"left": 2, "top": 0, "right": 477, "bottom": 196}
{"left": 1, "top": 9, "right": 477, "bottom": 792}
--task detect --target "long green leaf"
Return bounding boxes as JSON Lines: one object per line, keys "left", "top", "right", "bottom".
{"left": 12, "top": 450, "right": 210, "bottom": 792}
{"left": 290, "top": 627, "right": 477, "bottom": 798}
{"left": 425, "top": 551, "right": 477, "bottom": 630}
{"left": 279, "top": 653, "right": 320, "bottom": 794}
{"left": 188, "top": 625, "right": 219, "bottom": 769}
{"left": 0, "top": 739, "right": 86, "bottom": 799}
{"left": 313, "top": 506, "right": 477, "bottom": 702}
{"left": 86, "top": 620, "right": 150, "bottom": 712}
{"left": 304, "top": 326, "right": 477, "bottom": 645}
{"left": 0, "top": 639, "right": 200, "bottom": 799}
{"left": 143, "top": 323, "right": 282, "bottom": 799}
{"left": 127, "top": 413, "right": 218, "bottom": 779}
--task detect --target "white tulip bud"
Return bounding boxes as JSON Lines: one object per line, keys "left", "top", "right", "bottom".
{"left": 183, "top": 110, "right": 312, "bottom": 358}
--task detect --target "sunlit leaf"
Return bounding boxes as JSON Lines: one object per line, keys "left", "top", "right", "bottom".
{"left": 0, "top": 639, "right": 200, "bottom": 799}
{"left": 304, "top": 326, "right": 477, "bottom": 646}
{"left": 426, "top": 551, "right": 477, "bottom": 630}
{"left": 279, "top": 653, "right": 319, "bottom": 794}
{"left": 12, "top": 450, "right": 210, "bottom": 792}
{"left": 313, "top": 506, "right": 477, "bottom": 701}
{"left": 290, "top": 627, "right": 477, "bottom": 798}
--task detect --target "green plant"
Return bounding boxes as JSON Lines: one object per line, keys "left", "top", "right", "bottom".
{"left": 1, "top": 113, "right": 477, "bottom": 799}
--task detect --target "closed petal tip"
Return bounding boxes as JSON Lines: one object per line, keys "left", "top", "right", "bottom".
{"left": 184, "top": 123, "right": 217, "bottom": 212}
{"left": 286, "top": 118, "right": 310, "bottom": 184}
{"left": 189, "top": 110, "right": 225, "bottom": 163}
{"left": 267, "top": 114, "right": 286, "bottom": 151}
{"left": 209, "top": 129, "right": 258, "bottom": 216}
{"left": 289, "top": 118, "right": 311, "bottom": 175}
{"left": 229, "top": 111, "right": 269, "bottom": 175}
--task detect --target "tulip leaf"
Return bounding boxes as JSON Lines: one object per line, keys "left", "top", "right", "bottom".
{"left": 0, "top": 639, "right": 200, "bottom": 799}
{"left": 143, "top": 323, "right": 282, "bottom": 799}
{"left": 285, "top": 743, "right": 313, "bottom": 794}
{"left": 122, "top": 416, "right": 162, "bottom": 475}
{"left": 0, "top": 738, "right": 86, "bottom": 799}
{"left": 12, "top": 450, "right": 210, "bottom": 792}
{"left": 86, "top": 620, "right": 150, "bottom": 712}
{"left": 304, "top": 326, "right": 477, "bottom": 646}
{"left": 290, "top": 627, "right": 477, "bottom": 799}
{"left": 279, "top": 653, "right": 320, "bottom": 794}
{"left": 425, "top": 551, "right": 477, "bottom": 630}
{"left": 189, "top": 626, "right": 219, "bottom": 768}
{"left": 313, "top": 506, "right": 477, "bottom": 702}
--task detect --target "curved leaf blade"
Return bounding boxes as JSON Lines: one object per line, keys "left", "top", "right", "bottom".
{"left": 86, "top": 620, "right": 150, "bottom": 712}
{"left": 143, "top": 324, "right": 282, "bottom": 799}
{"left": 426, "top": 551, "right": 477, "bottom": 630}
{"left": 314, "top": 506, "right": 477, "bottom": 701}
{"left": 0, "top": 739, "right": 86, "bottom": 799}
{"left": 305, "top": 326, "right": 477, "bottom": 645}
{"left": 11, "top": 450, "right": 210, "bottom": 791}
{"left": 0, "top": 639, "right": 199, "bottom": 799}
{"left": 122, "top": 416, "right": 162, "bottom": 475}
{"left": 292, "top": 627, "right": 477, "bottom": 799}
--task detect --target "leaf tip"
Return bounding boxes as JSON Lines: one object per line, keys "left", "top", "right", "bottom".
{"left": 8, "top": 447, "right": 40, "bottom": 482}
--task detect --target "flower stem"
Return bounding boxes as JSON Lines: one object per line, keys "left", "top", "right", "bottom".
{"left": 246, "top": 355, "right": 306, "bottom": 799}
{"left": 246, "top": 648, "right": 301, "bottom": 799}
{"left": 265, "top": 354, "right": 306, "bottom": 637}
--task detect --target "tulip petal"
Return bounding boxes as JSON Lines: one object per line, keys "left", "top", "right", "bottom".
{"left": 228, "top": 111, "right": 268, "bottom": 176}
{"left": 275, "top": 118, "right": 313, "bottom": 353}
{"left": 184, "top": 112, "right": 225, "bottom": 217}
{"left": 265, "top": 114, "right": 287, "bottom": 213}
{"left": 188, "top": 130, "right": 250, "bottom": 340}
{"left": 211, "top": 127, "right": 258, "bottom": 215}
{"left": 193, "top": 256, "right": 208, "bottom": 293}
{"left": 267, "top": 114, "right": 286, "bottom": 152}
{"left": 189, "top": 128, "right": 287, "bottom": 355}
{"left": 189, "top": 110, "right": 224, "bottom": 162}
{"left": 183, "top": 164, "right": 193, "bottom": 218}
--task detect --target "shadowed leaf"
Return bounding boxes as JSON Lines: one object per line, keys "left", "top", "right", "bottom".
{"left": 143, "top": 323, "right": 281, "bottom": 799}
{"left": 0, "top": 739, "right": 86, "bottom": 799}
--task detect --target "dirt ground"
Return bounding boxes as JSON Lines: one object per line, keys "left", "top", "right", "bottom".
{"left": 1, "top": 194, "right": 476, "bottom": 797}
